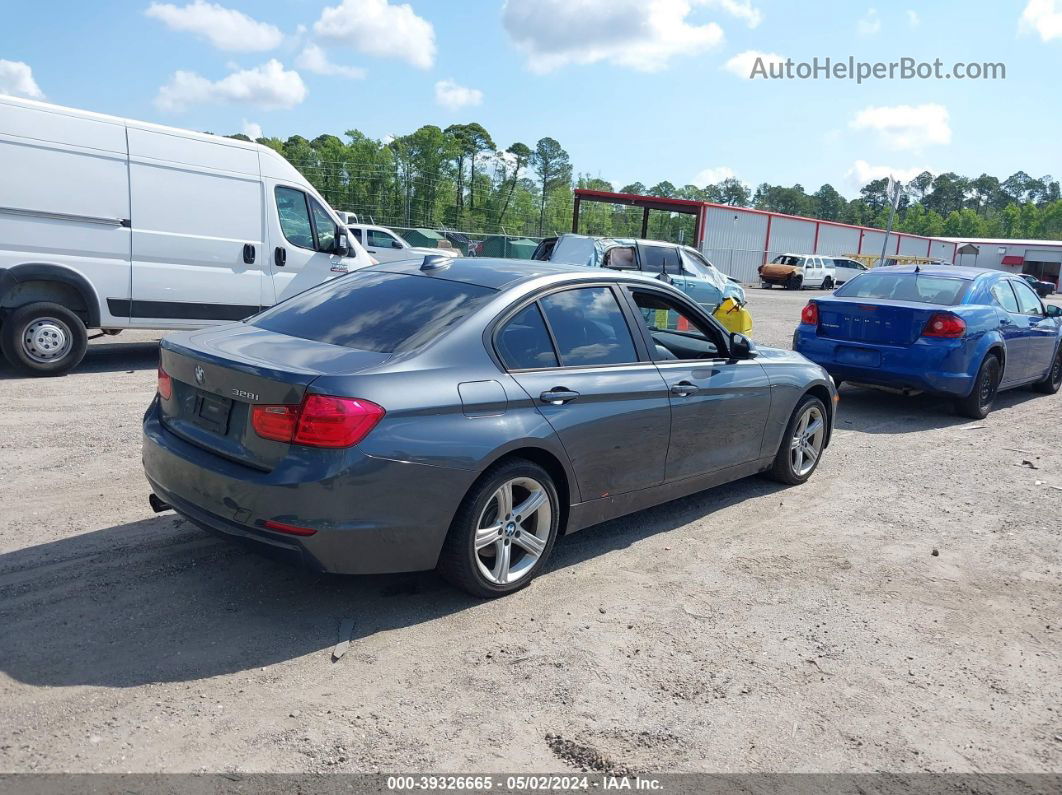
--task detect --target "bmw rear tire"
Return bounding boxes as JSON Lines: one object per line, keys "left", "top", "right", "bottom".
{"left": 437, "top": 459, "right": 560, "bottom": 598}
{"left": 0, "top": 302, "right": 88, "bottom": 377}
{"left": 955, "top": 354, "right": 1001, "bottom": 419}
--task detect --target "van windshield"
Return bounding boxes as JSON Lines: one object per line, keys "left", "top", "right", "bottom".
{"left": 835, "top": 271, "right": 968, "bottom": 305}
{"left": 250, "top": 272, "right": 496, "bottom": 353}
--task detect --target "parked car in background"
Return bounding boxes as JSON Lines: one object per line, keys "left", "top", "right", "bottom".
{"left": 759, "top": 254, "right": 837, "bottom": 290}
{"left": 344, "top": 222, "right": 457, "bottom": 264}
{"left": 0, "top": 95, "right": 371, "bottom": 376}
{"left": 1018, "top": 272, "right": 1056, "bottom": 298}
{"left": 830, "top": 257, "right": 870, "bottom": 286}
{"left": 532, "top": 234, "right": 748, "bottom": 328}
{"left": 144, "top": 258, "right": 835, "bottom": 598}
{"left": 794, "top": 266, "right": 1062, "bottom": 418}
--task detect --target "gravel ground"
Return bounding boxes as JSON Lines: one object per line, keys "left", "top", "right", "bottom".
{"left": 1, "top": 288, "right": 1060, "bottom": 774}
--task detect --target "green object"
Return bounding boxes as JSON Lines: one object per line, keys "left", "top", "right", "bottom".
{"left": 481, "top": 235, "right": 538, "bottom": 259}
{"left": 400, "top": 228, "right": 448, "bottom": 248}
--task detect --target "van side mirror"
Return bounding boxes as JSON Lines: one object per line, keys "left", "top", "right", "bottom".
{"left": 334, "top": 233, "right": 351, "bottom": 258}
{"left": 729, "top": 332, "right": 756, "bottom": 359}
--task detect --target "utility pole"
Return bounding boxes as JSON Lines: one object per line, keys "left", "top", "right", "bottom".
{"left": 878, "top": 177, "right": 902, "bottom": 267}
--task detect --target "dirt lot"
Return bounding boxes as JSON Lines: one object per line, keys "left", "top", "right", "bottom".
{"left": 1, "top": 288, "right": 1060, "bottom": 774}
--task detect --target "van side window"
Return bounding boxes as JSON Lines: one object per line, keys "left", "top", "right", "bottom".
{"left": 275, "top": 187, "right": 315, "bottom": 250}
{"left": 309, "top": 198, "right": 337, "bottom": 253}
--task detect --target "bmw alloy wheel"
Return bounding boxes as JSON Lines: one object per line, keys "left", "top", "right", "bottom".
{"left": 474, "top": 477, "right": 552, "bottom": 586}
{"left": 790, "top": 404, "right": 826, "bottom": 477}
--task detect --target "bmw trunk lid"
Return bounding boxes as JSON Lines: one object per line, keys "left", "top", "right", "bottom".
{"left": 158, "top": 324, "right": 389, "bottom": 470}
{"left": 814, "top": 298, "right": 941, "bottom": 346}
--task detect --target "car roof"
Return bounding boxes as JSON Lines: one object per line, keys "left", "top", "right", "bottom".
{"left": 375, "top": 257, "right": 614, "bottom": 290}
{"left": 878, "top": 264, "right": 997, "bottom": 280}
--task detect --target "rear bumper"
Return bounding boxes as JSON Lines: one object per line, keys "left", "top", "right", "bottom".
{"left": 793, "top": 327, "right": 976, "bottom": 396}
{"left": 142, "top": 401, "right": 474, "bottom": 575}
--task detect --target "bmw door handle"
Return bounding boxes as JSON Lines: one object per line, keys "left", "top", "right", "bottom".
{"left": 539, "top": 388, "right": 580, "bottom": 405}
{"left": 670, "top": 381, "right": 699, "bottom": 397}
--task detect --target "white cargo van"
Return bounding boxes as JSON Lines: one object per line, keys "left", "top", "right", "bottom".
{"left": 0, "top": 95, "right": 372, "bottom": 375}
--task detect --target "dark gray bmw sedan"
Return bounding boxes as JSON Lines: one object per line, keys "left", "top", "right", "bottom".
{"left": 143, "top": 258, "right": 836, "bottom": 597}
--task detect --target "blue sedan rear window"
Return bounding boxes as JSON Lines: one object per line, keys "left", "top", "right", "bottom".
{"left": 835, "top": 272, "right": 968, "bottom": 305}
{"left": 250, "top": 271, "right": 495, "bottom": 354}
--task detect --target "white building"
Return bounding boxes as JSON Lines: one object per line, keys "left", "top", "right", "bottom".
{"left": 940, "top": 238, "right": 1062, "bottom": 288}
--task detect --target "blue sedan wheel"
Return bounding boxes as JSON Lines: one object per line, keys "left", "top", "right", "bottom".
{"left": 955, "top": 354, "right": 1001, "bottom": 419}
{"left": 1034, "top": 347, "right": 1062, "bottom": 394}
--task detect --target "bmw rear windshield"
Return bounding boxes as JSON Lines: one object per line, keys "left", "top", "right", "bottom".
{"left": 834, "top": 271, "right": 969, "bottom": 305}
{"left": 250, "top": 271, "right": 496, "bottom": 354}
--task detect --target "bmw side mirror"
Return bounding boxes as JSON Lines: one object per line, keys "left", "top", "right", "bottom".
{"left": 729, "top": 332, "right": 756, "bottom": 359}
{"left": 334, "top": 233, "right": 350, "bottom": 258}
{"left": 1046, "top": 304, "right": 1061, "bottom": 318}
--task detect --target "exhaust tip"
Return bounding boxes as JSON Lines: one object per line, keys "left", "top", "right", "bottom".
{"left": 149, "top": 493, "right": 172, "bottom": 513}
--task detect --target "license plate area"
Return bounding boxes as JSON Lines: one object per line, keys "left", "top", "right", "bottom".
{"left": 835, "top": 345, "right": 881, "bottom": 367}
{"left": 193, "top": 391, "right": 233, "bottom": 434}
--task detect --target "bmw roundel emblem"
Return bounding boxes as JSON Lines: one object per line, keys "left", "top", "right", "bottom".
{"left": 194, "top": 364, "right": 205, "bottom": 385}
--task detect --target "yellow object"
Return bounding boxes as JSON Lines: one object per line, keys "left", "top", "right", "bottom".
{"left": 713, "top": 298, "right": 753, "bottom": 334}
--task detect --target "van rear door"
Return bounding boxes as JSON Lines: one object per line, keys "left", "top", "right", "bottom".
{"left": 126, "top": 128, "right": 266, "bottom": 326}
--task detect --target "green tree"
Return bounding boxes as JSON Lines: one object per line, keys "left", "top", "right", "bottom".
{"left": 532, "top": 137, "right": 572, "bottom": 235}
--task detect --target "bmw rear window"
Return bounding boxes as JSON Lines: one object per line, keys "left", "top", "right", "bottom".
{"left": 835, "top": 272, "right": 968, "bottom": 305}
{"left": 250, "top": 271, "right": 495, "bottom": 354}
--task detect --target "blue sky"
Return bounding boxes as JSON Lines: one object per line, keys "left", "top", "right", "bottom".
{"left": 2, "top": 0, "right": 1060, "bottom": 196}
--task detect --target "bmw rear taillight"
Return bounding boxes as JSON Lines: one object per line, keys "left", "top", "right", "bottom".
{"left": 921, "top": 312, "right": 966, "bottom": 339}
{"left": 801, "top": 302, "right": 819, "bottom": 325}
{"left": 251, "top": 395, "right": 385, "bottom": 448}
{"left": 157, "top": 366, "right": 173, "bottom": 400}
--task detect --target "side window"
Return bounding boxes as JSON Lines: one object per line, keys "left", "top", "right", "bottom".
{"left": 275, "top": 187, "right": 314, "bottom": 249}
{"left": 309, "top": 198, "right": 337, "bottom": 253}
{"left": 349, "top": 227, "right": 363, "bottom": 243}
{"left": 991, "top": 282, "right": 1020, "bottom": 313}
{"left": 496, "top": 303, "right": 559, "bottom": 370}
{"left": 1012, "top": 280, "right": 1045, "bottom": 315}
{"left": 539, "top": 287, "right": 638, "bottom": 367}
{"left": 628, "top": 289, "right": 723, "bottom": 361}
{"left": 642, "top": 245, "right": 682, "bottom": 274}
{"left": 368, "top": 229, "right": 401, "bottom": 249}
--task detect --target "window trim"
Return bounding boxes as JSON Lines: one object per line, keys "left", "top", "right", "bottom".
{"left": 488, "top": 281, "right": 653, "bottom": 373}
{"left": 620, "top": 284, "right": 730, "bottom": 364}
{"left": 274, "top": 185, "right": 317, "bottom": 252}
{"left": 307, "top": 195, "right": 339, "bottom": 254}
{"left": 1008, "top": 277, "right": 1046, "bottom": 316}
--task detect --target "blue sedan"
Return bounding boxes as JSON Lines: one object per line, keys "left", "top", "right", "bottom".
{"left": 793, "top": 265, "right": 1062, "bottom": 418}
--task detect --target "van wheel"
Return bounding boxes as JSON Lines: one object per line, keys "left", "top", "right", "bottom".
{"left": 954, "top": 354, "right": 1000, "bottom": 419}
{"left": 822, "top": 277, "right": 834, "bottom": 290}
{"left": 437, "top": 459, "right": 560, "bottom": 599}
{"left": 1033, "top": 346, "right": 1062, "bottom": 394}
{"left": 0, "top": 302, "right": 88, "bottom": 377}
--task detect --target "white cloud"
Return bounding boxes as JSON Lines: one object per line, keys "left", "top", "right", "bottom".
{"left": 503, "top": 0, "right": 725, "bottom": 73}
{"left": 722, "top": 49, "right": 785, "bottom": 78}
{"left": 846, "top": 160, "right": 931, "bottom": 191}
{"left": 295, "top": 43, "right": 367, "bottom": 79}
{"left": 434, "top": 79, "right": 483, "bottom": 111}
{"left": 857, "top": 7, "right": 881, "bottom": 35}
{"left": 241, "top": 119, "right": 263, "bottom": 139}
{"left": 702, "top": 0, "right": 763, "bottom": 28}
{"left": 0, "top": 60, "right": 44, "bottom": 99}
{"left": 1020, "top": 0, "right": 1062, "bottom": 41}
{"left": 154, "top": 59, "right": 307, "bottom": 111}
{"left": 849, "top": 103, "right": 951, "bottom": 150}
{"left": 313, "top": 0, "right": 436, "bottom": 69}
{"left": 145, "top": 0, "right": 283, "bottom": 52}
{"left": 694, "top": 166, "right": 735, "bottom": 184}
{"left": 906, "top": 9, "right": 921, "bottom": 26}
